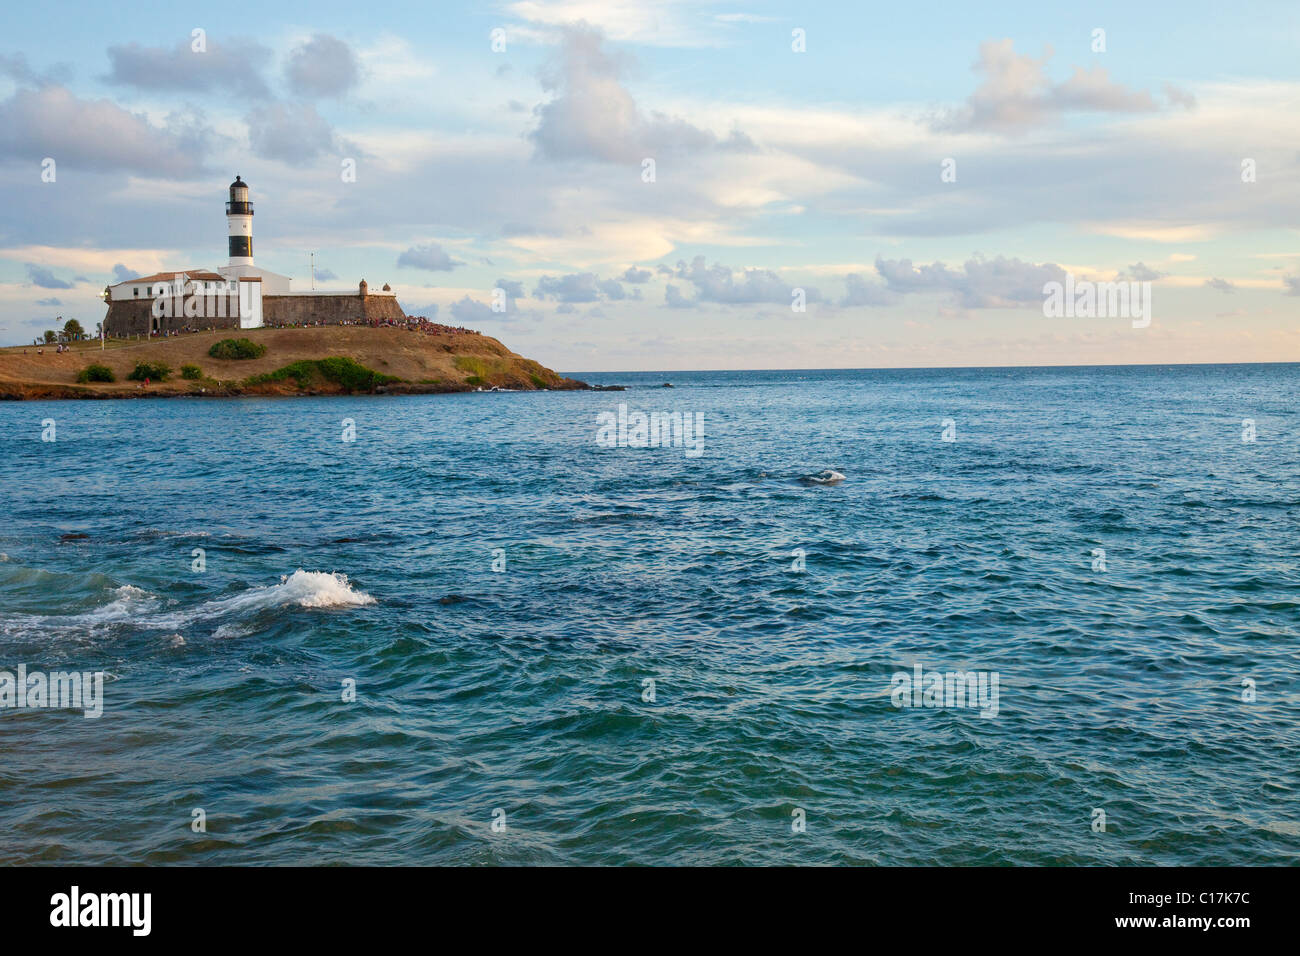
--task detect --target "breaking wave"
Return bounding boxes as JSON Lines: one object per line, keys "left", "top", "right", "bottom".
{"left": 0, "top": 570, "right": 374, "bottom": 640}
{"left": 191, "top": 570, "right": 377, "bottom": 615}
{"left": 147, "top": 570, "right": 377, "bottom": 628}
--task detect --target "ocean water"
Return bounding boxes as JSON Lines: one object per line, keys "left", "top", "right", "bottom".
{"left": 1, "top": 364, "right": 1297, "bottom": 866}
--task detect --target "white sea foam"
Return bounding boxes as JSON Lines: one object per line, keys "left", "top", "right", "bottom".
{"left": 211, "top": 570, "right": 375, "bottom": 613}
{"left": 82, "top": 585, "right": 159, "bottom": 622}
{"left": 279, "top": 570, "right": 376, "bottom": 608}
{"left": 148, "top": 570, "right": 375, "bottom": 628}
{"left": 1, "top": 571, "right": 374, "bottom": 639}
{"left": 0, "top": 584, "right": 158, "bottom": 641}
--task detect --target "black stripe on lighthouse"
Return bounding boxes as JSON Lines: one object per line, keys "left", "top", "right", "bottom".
{"left": 229, "top": 236, "right": 252, "bottom": 258}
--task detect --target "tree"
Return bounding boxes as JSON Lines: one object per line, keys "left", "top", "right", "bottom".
{"left": 42, "top": 330, "right": 57, "bottom": 344}
{"left": 63, "top": 318, "right": 84, "bottom": 339}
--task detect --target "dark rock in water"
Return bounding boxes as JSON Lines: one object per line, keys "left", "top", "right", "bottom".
{"left": 438, "top": 594, "right": 468, "bottom": 605}
{"left": 800, "top": 469, "right": 846, "bottom": 486}
{"left": 60, "top": 532, "right": 90, "bottom": 541}
{"left": 589, "top": 384, "right": 626, "bottom": 391}
{"left": 661, "top": 382, "right": 674, "bottom": 388}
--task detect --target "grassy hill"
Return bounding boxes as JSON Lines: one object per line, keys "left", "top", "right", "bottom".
{"left": 0, "top": 326, "right": 586, "bottom": 399}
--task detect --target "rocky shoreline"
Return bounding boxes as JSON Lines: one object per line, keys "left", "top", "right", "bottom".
{"left": 0, "top": 326, "right": 605, "bottom": 401}
{"left": 0, "top": 379, "right": 597, "bottom": 401}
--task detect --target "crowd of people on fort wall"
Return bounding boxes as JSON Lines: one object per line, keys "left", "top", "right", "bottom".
{"left": 86, "top": 319, "right": 482, "bottom": 341}
{"left": 398, "top": 315, "right": 480, "bottom": 336}
{"left": 71, "top": 315, "right": 483, "bottom": 346}
{"left": 260, "top": 316, "right": 481, "bottom": 336}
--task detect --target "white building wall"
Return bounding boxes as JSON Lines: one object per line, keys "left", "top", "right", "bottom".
{"left": 238, "top": 281, "right": 264, "bottom": 328}
{"left": 220, "top": 265, "right": 292, "bottom": 294}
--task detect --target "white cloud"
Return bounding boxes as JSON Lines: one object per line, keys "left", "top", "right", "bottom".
{"left": 397, "top": 242, "right": 463, "bottom": 271}
{"left": 104, "top": 38, "right": 272, "bottom": 98}
{"left": 285, "top": 34, "right": 360, "bottom": 98}
{"left": 875, "top": 254, "right": 1066, "bottom": 309}
{"left": 662, "top": 255, "right": 823, "bottom": 308}
{"left": 529, "top": 25, "right": 755, "bottom": 163}
{"left": 0, "top": 86, "right": 207, "bottom": 177}
{"left": 507, "top": 0, "right": 728, "bottom": 48}
{"left": 246, "top": 101, "right": 338, "bottom": 162}
{"left": 938, "top": 40, "right": 1168, "bottom": 133}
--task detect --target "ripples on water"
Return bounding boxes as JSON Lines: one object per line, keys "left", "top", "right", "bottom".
{"left": 0, "top": 364, "right": 1297, "bottom": 865}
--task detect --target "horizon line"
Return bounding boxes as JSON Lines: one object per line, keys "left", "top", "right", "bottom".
{"left": 563, "top": 359, "right": 1300, "bottom": 375}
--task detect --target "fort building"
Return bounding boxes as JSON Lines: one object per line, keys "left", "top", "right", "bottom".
{"left": 103, "top": 176, "right": 405, "bottom": 336}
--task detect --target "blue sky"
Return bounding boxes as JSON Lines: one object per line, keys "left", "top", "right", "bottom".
{"left": 2, "top": 0, "right": 1298, "bottom": 370}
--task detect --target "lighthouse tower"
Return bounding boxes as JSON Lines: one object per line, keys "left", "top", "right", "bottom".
{"left": 217, "top": 173, "right": 289, "bottom": 298}
{"left": 226, "top": 175, "right": 254, "bottom": 266}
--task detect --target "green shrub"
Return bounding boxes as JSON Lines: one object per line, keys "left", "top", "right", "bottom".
{"left": 464, "top": 375, "right": 483, "bottom": 387}
{"left": 180, "top": 364, "right": 203, "bottom": 380}
{"left": 246, "top": 357, "right": 398, "bottom": 393}
{"left": 127, "top": 361, "right": 170, "bottom": 381}
{"left": 75, "top": 363, "right": 115, "bottom": 383}
{"left": 208, "top": 338, "right": 266, "bottom": 360}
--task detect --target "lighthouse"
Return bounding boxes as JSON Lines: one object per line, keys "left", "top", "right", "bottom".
{"left": 216, "top": 173, "right": 289, "bottom": 298}
{"left": 226, "top": 175, "right": 254, "bottom": 266}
